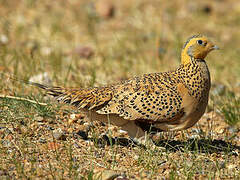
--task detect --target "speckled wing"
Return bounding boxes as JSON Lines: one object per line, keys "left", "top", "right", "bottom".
{"left": 97, "top": 73, "right": 185, "bottom": 122}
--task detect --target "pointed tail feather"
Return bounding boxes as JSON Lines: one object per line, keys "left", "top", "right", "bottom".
{"left": 1, "top": 72, "right": 113, "bottom": 109}
{"left": 2, "top": 73, "right": 49, "bottom": 90}
{"left": 1, "top": 72, "right": 65, "bottom": 97}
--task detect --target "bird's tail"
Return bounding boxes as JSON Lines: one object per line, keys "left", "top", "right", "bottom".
{"left": 12, "top": 75, "right": 49, "bottom": 90}
{"left": 1, "top": 72, "right": 112, "bottom": 110}
{"left": 1, "top": 72, "right": 68, "bottom": 99}
{"left": 2, "top": 72, "right": 54, "bottom": 91}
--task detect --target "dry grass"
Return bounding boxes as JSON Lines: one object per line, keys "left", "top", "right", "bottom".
{"left": 0, "top": 0, "right": 240, "bottom": 179}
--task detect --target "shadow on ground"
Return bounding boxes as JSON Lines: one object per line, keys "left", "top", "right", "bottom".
{"left": 155, "top": 139, "right": 240, "bottom": 154}
{"left": 76, "top": 130, "right": 240, "bottom": 154}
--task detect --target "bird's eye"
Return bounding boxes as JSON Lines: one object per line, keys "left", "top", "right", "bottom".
{"left": 197, "top": 40, "right": 203, "bottom": 45}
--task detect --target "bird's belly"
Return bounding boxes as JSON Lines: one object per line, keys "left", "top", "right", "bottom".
{"left": 173, "top": 104, "right": 206, "bottom": 131}
{"left": 156, "top": 99, "right": 208, "bottom": 131}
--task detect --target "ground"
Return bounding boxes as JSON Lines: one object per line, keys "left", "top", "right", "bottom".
{"left": 0, "top": 0, "right": 240, "bottom": 179}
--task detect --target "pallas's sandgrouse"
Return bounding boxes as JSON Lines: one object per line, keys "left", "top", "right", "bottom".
{"left": 28, "top": 35, "right": 219, "bottom": 140}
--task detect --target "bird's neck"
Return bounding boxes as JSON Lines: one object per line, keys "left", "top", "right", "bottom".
{"left": 181, "top": 48, "right": 192, "bottom": 65}
{"left": 180, "top": 53, "right": 207, "bottom": 68}
{"left": 182, "top": 56, "right": 210, "bottom": 77}
{"left": 178, "top": 57, "right": 211, "bottom": 99}
{"left": 181, "top": 50, "right": 207, "bottom": 65}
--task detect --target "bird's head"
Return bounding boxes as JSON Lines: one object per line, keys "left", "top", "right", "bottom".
{"left": 181, "top": 35, "right": 219, "bottom": 64}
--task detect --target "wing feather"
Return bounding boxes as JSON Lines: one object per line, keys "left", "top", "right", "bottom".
{"left": 97, "top": 73, "right": 185, "bottom": 123}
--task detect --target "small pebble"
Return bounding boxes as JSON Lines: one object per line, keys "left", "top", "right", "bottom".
{"left": 211, "top": 84, "right": 226, "bottom": 96}
{"left": 228, "top": 126, "right": 238, "bottom": 134}
{"left": 29, "top": 72, "right": 52, "bottom": 86}
{"left": 41, "top": 46, "right": 52, "bottom": 56}
{"left": 0, "top": 34, "right": 8, "bottom": 44}
{"left": 202, "top": 5, "right": 212, "bottom": 14}
{"left": 95, "top": 0, "right": 115, "bottom": 19}
{"left": 116, "top": 177, "right": 129, "bottom": 180}
{"left": 73, "top": 46, "right": 94, "bottom": 58}
{"left": 34, "top": 116, "right": 44, "bottom": 122}
{"left": 53, "top": 128, "right": 67, "bottom": 140}
{"left": 39, "top": 138, "right": 47, "bottom": 144}
{"left": 76, "top": 130, "right": 88, "bottom": 140}
{"left": 218, "top": 160, "right": 226, "bottom": 169}
{"left": 1, "top": 140, "right": 11, "bottom": 147}
{"left": 70, "top": 114, "right": 76, "bottom": 120}
{"left": 93, "top": 169, "right": 119, "bottom": 180}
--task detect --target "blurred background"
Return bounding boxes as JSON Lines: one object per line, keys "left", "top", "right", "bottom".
{"left": 1, "top": 0, "right": 239, "bottom": 121}
{"left": 0, "top": 0, "right": 239, "bottom": 88}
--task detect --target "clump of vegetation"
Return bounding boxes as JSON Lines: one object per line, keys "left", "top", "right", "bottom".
{"left": 218, "top": 92, "right": 240, "bottom": 126}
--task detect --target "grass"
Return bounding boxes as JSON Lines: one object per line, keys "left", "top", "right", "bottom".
{"left": 218, "top": 92, "right": 240, "bottom": 126}
{"left": 0, "top": 0, "right": 240, "bottom": 179}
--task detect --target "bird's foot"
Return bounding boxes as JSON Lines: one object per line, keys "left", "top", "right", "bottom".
{"left": 132, "top": 135, "right": 165, "bottom": 151}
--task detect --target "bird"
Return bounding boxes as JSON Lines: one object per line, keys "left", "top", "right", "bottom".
{"left": 24, "top": 34, "right": 219, "bottom": 142}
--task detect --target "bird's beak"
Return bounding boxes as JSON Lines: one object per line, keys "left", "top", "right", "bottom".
{"left": 212, "top": 45, "right": 219, "bottom": 50}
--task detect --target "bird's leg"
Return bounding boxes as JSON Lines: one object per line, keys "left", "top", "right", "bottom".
{"left": 119, "top": 121, "right": 160, "bottom": 149}
{"left": 132, "top": 133, "right": 165, "bottom": 150}
{"left": 120, "top": 121, "right": 145, "bottom": 139}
